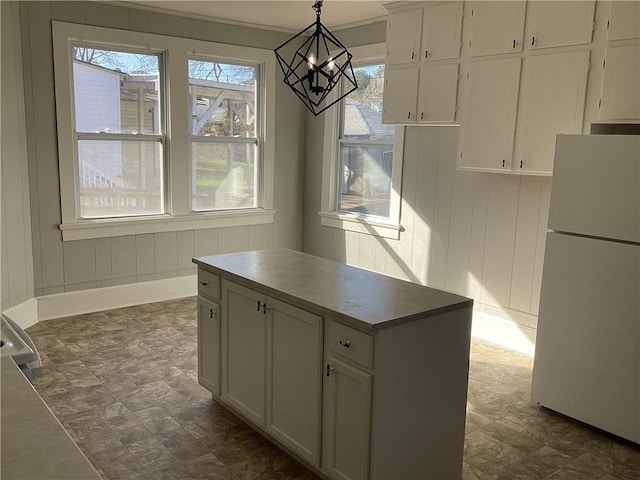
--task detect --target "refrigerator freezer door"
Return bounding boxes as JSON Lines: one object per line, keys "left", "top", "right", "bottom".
{"left": 548, "top": 135, "right": 639, "bottom": 244}
{"left": 531, "top": 232, "right": 640, "bottom": 443}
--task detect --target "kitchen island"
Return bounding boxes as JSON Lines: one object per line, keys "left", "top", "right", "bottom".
{"left": 193, "top": 248, "right": 473, "bottom": 480}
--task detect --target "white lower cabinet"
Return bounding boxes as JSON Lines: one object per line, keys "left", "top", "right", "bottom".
{"left": 221, "top": 279, "right": 323, "bottom": 465}
{"left": 322, "top": 357, "right": 372, "bottom": 480}
{"left": 221, "top": 281, "right": 266, "bottom": 425}
{"left": 197, "top": 296, "right": 220, "bottom": 395}
{"left": 266, "top": 297, "right": 322, "bottom": 466}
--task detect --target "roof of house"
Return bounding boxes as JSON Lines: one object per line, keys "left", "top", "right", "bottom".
{"left": 343, "top": 100, "right": 394, "bottom": 139}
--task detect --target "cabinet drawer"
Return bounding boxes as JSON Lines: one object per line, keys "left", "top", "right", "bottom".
{"left": 328, "top": 321, "right": 373, "bottom": 369}
{"left": 198, "top": 269, "right": 220, "bottom": 300}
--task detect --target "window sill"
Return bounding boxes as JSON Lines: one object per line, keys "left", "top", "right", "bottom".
{"left": 318, "top": 211, "right": 402, "bottom": 240}
{"left": 59, "top": 209, "right": 276, "bottom": 241}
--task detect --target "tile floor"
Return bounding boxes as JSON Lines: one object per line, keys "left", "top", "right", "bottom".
{"left": 25, "top": 298, "right": 639, "bottom": 480}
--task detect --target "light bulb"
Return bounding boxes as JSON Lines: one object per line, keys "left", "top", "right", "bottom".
{"left": 308, "top": 54, "right": 315, "bottom": 70}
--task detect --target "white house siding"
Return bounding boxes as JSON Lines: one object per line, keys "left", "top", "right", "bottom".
{"left": 74, "top": 62, "right": 122, "bottom": 176}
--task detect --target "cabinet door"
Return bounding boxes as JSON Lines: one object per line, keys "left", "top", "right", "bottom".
{"left": 221, "top": 281, "right": 266, "bottom": 426}
{"left": 527, "top": 1, "right": 595, "bottom": 49}
{"left": 514, "top": 51, "right": 590, "bottom": 175}
{"left": 386, "top": 9, "right": 422, "bottom": 66}
{"left": 421, "top": 2, "right": 463, "bottom": 62}
{"left": 266, "top": 298, "right": 322, "bottom": 466}
{"left": 417, "top": 63, "right": 458, "bottom": 123}
{"left": 323, "top": 358, "right": 373, "bottom": 480}
{"left": 600, "top": 43, "right": 640, "bottom": 120}
{"left": 468, "top": 1, "right": 526, "bottom": 57}
{"left": 197, "top": 296, "right": 220, "bottom": 395}
{"left": 459, "top": 58, "right": 521, "bottom": 171}
{"left": 607, "top": 1, "right": 640, "bottom": 41}
{"left": 382, "top": 65, "right": 419, "bottom": 123}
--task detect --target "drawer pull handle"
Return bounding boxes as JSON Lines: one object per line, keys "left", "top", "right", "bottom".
{"left": 199, "top": 281, "right": 209, "bottom": 286}
{"left": 339, "top": 340, "right": 351, "bottom": 348}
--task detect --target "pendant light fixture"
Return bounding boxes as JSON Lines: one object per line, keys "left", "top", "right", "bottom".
{"left": 274, "top": 0, "right": 358, "bottom": 116}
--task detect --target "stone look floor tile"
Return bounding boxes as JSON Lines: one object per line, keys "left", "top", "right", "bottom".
{"left": 27, "top": 298, "right": 640, "bottom": 480}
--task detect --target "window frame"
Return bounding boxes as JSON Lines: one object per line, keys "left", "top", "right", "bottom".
{"left": 53, "top": 22, "right": 275, "bottom": 241}
{"left": 320, "top": 43, "right": 404, "bottom": 240}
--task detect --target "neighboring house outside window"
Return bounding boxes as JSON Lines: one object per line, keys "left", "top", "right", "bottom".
{"left": 188, "top": 59, "right": 259, "bottom": 212}
{"left": 53, "top": 22, "right": 275, "bottom": 241}
{"left": 320, "top": 43, "right": 404, "bottom": 240}
{"left": 71, "top": 50, "right": 165, "bottom": 219}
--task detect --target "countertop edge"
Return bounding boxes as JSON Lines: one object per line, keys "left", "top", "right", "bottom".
{"left": 193, "top": 252, "right": 473, "bottom": 332}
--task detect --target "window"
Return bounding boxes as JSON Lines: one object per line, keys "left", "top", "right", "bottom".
{"left": 337, "top": 63, "right": 395, "bottom": 218}
{"left": 320, "top": 44, "right": 404, "bottom": 239}
{"left": 189, "top": 59, "right": 259, "bottom": 211}
{"left": 53, "top": 22, "right": 275, "bottom": 241}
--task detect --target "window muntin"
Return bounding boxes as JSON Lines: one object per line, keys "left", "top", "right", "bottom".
{"left": 337, "top": 63, "right": 395, "bottom": 220}
{"left": 189, "top": 59, "right": 259, "bottom": 211}
{"left": 70, "top": 45, "right": 165, "bottom": 219}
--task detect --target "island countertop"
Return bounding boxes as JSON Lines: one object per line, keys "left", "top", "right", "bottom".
{"left": 193, "top": 248, "right": 472, "bottom": 331}
{"left": 1, "top": 357, "right": 102, "bottom": 480}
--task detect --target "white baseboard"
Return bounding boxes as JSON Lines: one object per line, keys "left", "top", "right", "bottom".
{"left": 37, "top": 275, "right": 197, "bottom": 321}
{"left": 3, "top": 298, "right": 39, "bottom": 330}
{"left": 471, "top": 303, "right": 537, "bottom": 356}
{"left": 3, "top": 276, "right": 197, "bottom": 329}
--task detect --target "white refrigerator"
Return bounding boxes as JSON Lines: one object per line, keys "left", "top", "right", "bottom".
{"left": 531, "top": 134, "right": 640, "bottom": 444}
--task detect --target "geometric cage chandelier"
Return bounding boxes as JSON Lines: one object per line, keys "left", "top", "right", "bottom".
{"left": 274, "top": 0, "right": 358, "bottom": 116}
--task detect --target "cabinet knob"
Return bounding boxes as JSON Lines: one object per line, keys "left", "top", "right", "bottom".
{"left": 502, "top": 159, "right": 506, "bottom": 168}
{"left": 199, "top": 281, "right": 209, "bottom": 286}
{"left": 407, "top": 112, "right": 411, "bottom": 119}
{"left": 425, "top": 50, "right": 429, "bottom": 59}
{"left": 421, "top": 112, "right": 425, "bottom": 120}
{"left": 257, "top": 300, "right": 261, "bottom": 311}
{"left": 520, "top": 160, "right": 524, "bottom": 169}
{"left": 339, "top": 340, "right": 351, "bottom": 348}
{"left": 512, "top": 39, "right": 518, "bottom": 49}
{"left": 531, "top": 36, "right": 537, "bottom": 46}
{"left": 411, "top": 51, "right": 415, "bottom": 60}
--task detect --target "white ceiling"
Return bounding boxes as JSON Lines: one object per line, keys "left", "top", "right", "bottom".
{"left": 121, "top": 1, "right": 390, "bottom": 32}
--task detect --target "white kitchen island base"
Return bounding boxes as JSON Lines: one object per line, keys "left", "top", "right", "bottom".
{"left": 194, "top": 249, "right": 473, "bottom": 480}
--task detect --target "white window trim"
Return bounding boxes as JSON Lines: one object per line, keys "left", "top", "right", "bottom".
{"left": 52, "top": 21, "right": 276, "bottom": 241}
{"left": 320, "top": 43, "right": 404, "bottom": 240}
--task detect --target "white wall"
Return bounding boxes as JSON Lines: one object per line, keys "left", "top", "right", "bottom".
{"left": 1, "top": 1, "right": 35, "bottom": 311}
{"left": 16, "top": 1, "right": 305, "bottom": 297}
{"left": 304, "top": 125, "right": 549, "bottom": 353}
{"left": 303, "top": 1, "right": 628, "bottom": 354}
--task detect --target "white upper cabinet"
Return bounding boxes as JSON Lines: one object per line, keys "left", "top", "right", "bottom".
{"left": 421, "top": 2, "right": 464, "bottom": 62}
{"left": 607, "top": 1, "right": 640, "bottom": 41}
{"left": 418, "top": 63, "right": 459, "bottom": 122}
{"left": 459, "top": 58, "right": 522, "bottom": 172}
{"left": 600, "top": 42, "right": 640, "bottom": 120}
{"left": 382, "top": 65, "right": 420, "bottom": 123}
{"left": 386, "top": 8, "right": 422, "bottom": 65}
{"left": 514, "top": 51, "right": 590, "bottom": 175}
{"left": 468, "top": 1, "right": 527, "bottom": 57}
{"left": 526, "top": 1, "right": 596, "bottom": 49}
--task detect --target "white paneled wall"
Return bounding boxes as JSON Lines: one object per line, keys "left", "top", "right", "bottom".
{"left": 57, "top": 224, "right": 276, "bottom": 293}
{"left": 305, "top": 126, "right": 552, "bottom": 343}
{"left": 1, "top": 1, "right": 35, "bottom": 311}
